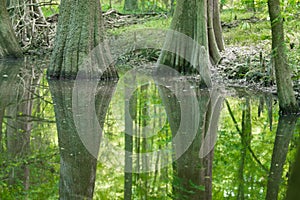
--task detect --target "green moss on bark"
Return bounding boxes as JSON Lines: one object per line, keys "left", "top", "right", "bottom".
{"left": 0, "top": 0, "right": 22, "bottom": 58}
{"left": 48, "top": 0, "right": 118, "bottom": 79}
{"left": 268, "top": 0, "right": 299, "bottom": 114}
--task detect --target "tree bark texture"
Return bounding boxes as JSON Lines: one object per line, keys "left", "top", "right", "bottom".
{"left": 268, "top": 0, "right": 299, "bottom": 114}
{"left": 48, "top": 0, "right": 118, "bottom": 79}
{"left": 212, "top": 0, "right": 225, "bottom": 51}
{"left": 0, "top": 0, "right": 22, "bottom": 58}
{"left": 159, "top": 0, "right": 223, "bottom": 78}
{"left": 207, "top": 0, "right": 221, "bottom": 64}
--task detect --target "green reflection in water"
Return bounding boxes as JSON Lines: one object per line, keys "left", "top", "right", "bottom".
{"left": 0, "top": 61, "right": 299, "bottom": 199}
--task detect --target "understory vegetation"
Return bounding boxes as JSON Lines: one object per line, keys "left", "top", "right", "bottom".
{"left": 98, "top": 0, "right": 299, "bottom": 99}
{"left": 21, "top": 0, "right": 300, "bottom": 85}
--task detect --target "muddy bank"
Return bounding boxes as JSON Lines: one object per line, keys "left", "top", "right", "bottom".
{"left": 213, "top": 45, "right": 299, "bottom": 101}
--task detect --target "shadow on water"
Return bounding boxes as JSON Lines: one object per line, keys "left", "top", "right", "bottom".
{"left": 0, "top": 59, "right": 300, "bottom": 199}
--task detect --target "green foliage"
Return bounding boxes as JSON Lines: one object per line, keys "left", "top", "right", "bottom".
{"left": 2, "top": 1, "right": 300, "bottom": 198}
{"left": 220, "top": 0, "right": 228, "bottom": 8}
{"left": 107, "top": 17, "right": 171, "bottom": 36}
{"left": 0, "top": 149, "right": 59, "bottom": 199}
{"left": 0, "top": 75, "right": 59, "bottom": 199}
{"left": 220, "top": 1, "right": 299, "bottom": 79}
{"left": 101, "top": 0, "right": 170, "bottom": 13}
{"left": 101, "top": 0, "right": 124, "bottom": 13}
{"left": 94, "top": 82, "right": 173, "bottom": 199}
{"left": 41, "top": 5, "right": 59, "bottom": 17}
{"left": 213, "top": 96, "right": 278, "bottom": 199}
{"left": 221, "top": 10, "right": 271, "bottom": 45}
{"left": 284, "top": 10, "right": 300, "bottom": 77}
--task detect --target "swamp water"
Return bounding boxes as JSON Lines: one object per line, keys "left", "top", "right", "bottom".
{"left": 0, "top": 59, "right": 299, "bottom": 199}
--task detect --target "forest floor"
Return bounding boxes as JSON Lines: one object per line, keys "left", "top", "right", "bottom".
{"left": 43, "top": 9, "right": 300, "bottom": 101}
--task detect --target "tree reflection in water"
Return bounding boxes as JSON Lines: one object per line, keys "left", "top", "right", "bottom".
{"left": 49, "top": 80, "right": 117, "bottom": 199}
{"left": 0, "top": 61, "right": 299, "bottom": 199}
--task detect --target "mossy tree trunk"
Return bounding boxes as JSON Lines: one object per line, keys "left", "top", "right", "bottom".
{"left": 159, "top": 0, "right": 223, "bottom": 77}
{"left": 207, "top": 0, "right": 221, "bottom": 64}
{"left": 48, "top": 0, "right": 118, "bottom": 79}
{"left": 212, "top": 0, "right": 225, "bottom": 52}
{"left": 268, "top": 0, "right": 299, "bottom": 114}
{"left": 0, "top": 0, "right": 22, "bottom": 58}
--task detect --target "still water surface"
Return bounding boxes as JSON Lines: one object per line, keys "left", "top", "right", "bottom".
{"left": 0, "top": 59, "right": 299, "bottom": 199}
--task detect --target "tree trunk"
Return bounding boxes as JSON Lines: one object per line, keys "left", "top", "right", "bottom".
{"left": 0, "top": 60, "right": 23, "bottom": 106}
{"left": 170, "top": 0, "right": 175, "bottom": 15}
{"left": 48, "top": 0, "right": 118, "bottom": 79}
{"left": 0, "top": 0, "right": 22, "bottom": 58}
{"left": 212, "top": 0, "right": 225, "bottom": 51}
{"left": 159, "top": 0, "right": 223, "bottom": 82}
{"left": 268, "top": 0, "right": 299, "bottom": 114}
{"left": 0, "top": 108, "right": 4, "bottom": 152}
{"left": 207, "top": 0, "right": 221, "bottom": 64}
{"left": 159, "top": 0, "right": 205, "bottom": 73}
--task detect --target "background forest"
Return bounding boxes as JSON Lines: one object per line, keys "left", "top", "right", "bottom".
{"left": 1, "top": 0, "right": 300, "bottom": 99}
